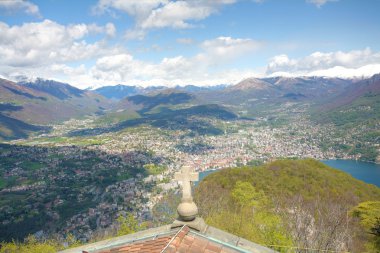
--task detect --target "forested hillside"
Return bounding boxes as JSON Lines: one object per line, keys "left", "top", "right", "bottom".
{"left": 195, "top": 159, "right": 380, "bottom": 252}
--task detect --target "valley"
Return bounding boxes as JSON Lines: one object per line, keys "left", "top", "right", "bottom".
{"left": 0, "top": 74, "right": 379, "bottom": 246}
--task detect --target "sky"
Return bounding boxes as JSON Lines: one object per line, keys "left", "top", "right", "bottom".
{"left": 0, "top": 0, "right": 380, "bottom": 89}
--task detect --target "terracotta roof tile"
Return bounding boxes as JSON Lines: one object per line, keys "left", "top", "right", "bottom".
{"left": 96, "top": 235, "right": 172, "bottom": 253}
{"left": 163, "top": 226, "right": 239, "bottom": 253}
{"left": 206, "top": 243, "right": 222, "bottom": 252}
{"left": 95, "top": 225, "right": 243, "bottom": 253}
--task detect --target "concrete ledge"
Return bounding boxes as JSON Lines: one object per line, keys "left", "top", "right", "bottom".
{"left": 58, "top": 224, "right": 172, "bottom": 253}
{"left": 237, "top": 237, "right": 277, "bottom": 253}
{"left": 204, "top": 226, "right": 277, "bottom": 253}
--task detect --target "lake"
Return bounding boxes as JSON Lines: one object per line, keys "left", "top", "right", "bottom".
{"left": 321, "top": 160, "right": 380, "bottom": 187}
{"left": 197, "top": 160, "right": 380, "bottom": 187}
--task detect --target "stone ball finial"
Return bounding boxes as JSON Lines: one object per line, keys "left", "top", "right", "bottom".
{"left": 177, "top": 199, "right": 198, "bottom": 221}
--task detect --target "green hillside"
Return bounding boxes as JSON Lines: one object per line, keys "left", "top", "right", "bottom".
{"left": 312, "top": 74, "right": 379, "bottom": 127}
{"left": 310, "top": 76, "right": 380, "bottom": 162}
{"left": 196, "top": 159, "right": 380, "bottom": 252}
{"left": 314, "top": 92, "right": 380, "bottom": 127}
{"left": 127, "top": 91, "right": 194, "bottom": 114}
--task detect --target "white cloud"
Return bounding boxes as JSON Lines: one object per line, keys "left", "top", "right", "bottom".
{"left": 307, "top": 64, "right": 380, "bottom": 78}
{"left": 3, "top": 35, "right": 259, "bottom": 88}
{"left": 93, "top": 0, "right": 237, "bottom": 39}
{"left": 266, "top": 48, "right": 380, "bottom": 78}
{"left": 81, "top": 36, "right": 261, "bottom": 87}
{"left": 266, "top": 54, "right": 297, "bottom": 73}
{"left": 87, "top": 23, "right": 117, "bottom": 37}
{"left": 105, "top": 23, "right": 117, "bottom": 37}
{"left": 94, "top": 36, "right": 260, "bottom": 73}
{"left": 176, "top": 38, "right": 195, "bottom": 45}
{"left": 124, "top": 29, "right": 147, "bottom": 40}
{"left": 4, "top": 18, "right": 378, "bottom": 89}
{"left": 92, "top": 0, "right": 166, "bottom": 20}
{"left": 307, "top": 0, "right": 337, "bottom": 8}
{"left": 140, "top": 1, "right": 215, "bottom": 29}
{"left": 95, "top": 54, "right": 134, "bottom": 71}
{"left": 0, "top": 20, "right": 118, "bottom": 67}
{"left": 200, "top": 36, "right": 262, "bottom": 64}
{"left": 16, "top": 45, "right": 380, "bottom": 88}
{"left": 0, "top": 19, "right": 123, "bottom": 88}
{"left": 0, "top": 0, "right": 41, "bottom": 17}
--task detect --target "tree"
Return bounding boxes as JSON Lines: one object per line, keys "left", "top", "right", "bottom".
{"left": 278, "top": 194, "right": 354, "bottom": 252}
{"left": 198, "top": 180, "right": 292, "bottom": 251}
{"left": 116, "top": 214, "right": 139, "bottom": 236}
{"left": 371, "top": 218, "right": 380, "bottom": 236}
{"left": 351, "top": 201, "right": 380, "bottom": 252}
{"left": 231, "top": 181, "right": 266, "bottom": 233}
{"left": 231, "top": 181, "right": 266, "bottom": 209}
{"left": 0, "top": 235, "right": 62, "bottom": 253}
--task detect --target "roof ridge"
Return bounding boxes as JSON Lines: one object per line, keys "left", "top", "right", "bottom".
{"left": 161, "top": 225, "right": 189, "bottom": 252}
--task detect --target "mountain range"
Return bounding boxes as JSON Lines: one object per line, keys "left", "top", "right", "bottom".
{"left": 0, "top": 74, "right": 378, "bottom": 140}
{"left": 92, "top": 84, "right": 227, "bottom": 100}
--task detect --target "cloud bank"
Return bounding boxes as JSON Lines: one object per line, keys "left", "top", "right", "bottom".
{"left": 0, "top": 19, "right": 379, "bottom": 88}
{"left": 266, "top": 48, "right": 380, "bottom": 78}
{"left": 93, "top": 0, "right": 237, "bottom": 39}
{"left": 0, "top": 19, "right": 261, "bottom": 88}
{"left": 0, "top": 20, "right": 117, "bottom": 68}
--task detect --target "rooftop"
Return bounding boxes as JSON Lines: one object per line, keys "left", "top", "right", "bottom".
{"left": 59, "top": 224, "right": 275, "bottom": 253}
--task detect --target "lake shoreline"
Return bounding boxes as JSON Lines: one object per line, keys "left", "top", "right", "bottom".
{"left": 197, "top": 159, "right": 380, "bottom": 187}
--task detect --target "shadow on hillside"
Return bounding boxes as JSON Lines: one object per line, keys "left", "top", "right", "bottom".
{"left": 4, "top": 86, "right": 47, "bottom": 101}
{"left": 0, "top": 114, "right": 50, "bottom": 140}
{"left": 128, "top": 92, "right": 193, "bottom": 114}
{"left": 22, "top": 79, "right": 85, "bottom": 100}
{"left": 0, "top": 103, "right": 23, "bottom": 112}
{"left": 0, "top": 104, "right": 50, "bottom": 140}
{"left": 68, "top": 104, "right": 237, "bottom": 137}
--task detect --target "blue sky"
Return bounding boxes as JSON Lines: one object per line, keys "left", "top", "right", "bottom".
{"left": 0, "top": 0, "right": 380, "bottom": 88}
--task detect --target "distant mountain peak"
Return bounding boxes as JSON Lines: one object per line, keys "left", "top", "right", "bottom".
{"left": 19, "top": 78, "right": 84, "bottom": 100}
{"left": 230, "top": 77, "right": 272, "bottom": 90}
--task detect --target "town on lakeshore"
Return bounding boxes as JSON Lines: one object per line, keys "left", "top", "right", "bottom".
{"left": 0, "top": 0, "right": 379, "bottom": 252}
